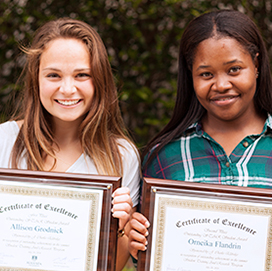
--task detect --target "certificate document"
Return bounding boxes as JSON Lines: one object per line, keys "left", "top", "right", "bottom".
{"left": 0, "top": 180, "right": 103, "bottom": 271}
{"left": 150, "top": 193, "right": 272, "bottom": 271}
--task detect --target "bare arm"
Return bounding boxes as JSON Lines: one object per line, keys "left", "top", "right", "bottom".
{"left": 112, "top": 187, "right": 135, "bottom": 271}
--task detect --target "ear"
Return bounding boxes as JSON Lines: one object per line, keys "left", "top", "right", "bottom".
{"left": 254, "top": 53, "right": 259, "bottom": 71}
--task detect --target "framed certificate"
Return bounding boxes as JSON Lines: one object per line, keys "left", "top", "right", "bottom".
{"left": 0, "top": 168, "right": 121, "bottom": 271}
{"left": 138, "top": 177, "right": 272, "bottom": 271}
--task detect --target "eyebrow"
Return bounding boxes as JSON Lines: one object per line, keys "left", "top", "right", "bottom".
{"left": 196, "top": 59, "right": 243, "bottom": 71}
{"left": 42, "top": 68, "right": 91, "bottom": 72}
{"left": 223, "top": 59, "right": 243, "bottom": 65}
{"left": 196, "top": 65, "right": 210, "bottom": 71}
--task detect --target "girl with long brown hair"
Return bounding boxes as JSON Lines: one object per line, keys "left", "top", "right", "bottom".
{"left": 0, "top": 18, "right": 140, "bottom": 270}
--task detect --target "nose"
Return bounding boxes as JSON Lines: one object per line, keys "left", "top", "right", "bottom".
{"left": 212, "top": 74, "right": 232, "bottom": 92}
{"left": 59, "top": 78, "right": 76, "bottom": 95}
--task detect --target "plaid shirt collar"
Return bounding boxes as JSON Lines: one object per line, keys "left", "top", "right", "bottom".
{"left": 184, "top": 114, "right": 272, "bottom": 137}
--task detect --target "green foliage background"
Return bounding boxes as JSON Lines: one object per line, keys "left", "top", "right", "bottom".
{"left": 1, "top": 1, "right": 272, "bottom": 270}
{"left": 1, "top": 0, "right": 272, "bottom": 151}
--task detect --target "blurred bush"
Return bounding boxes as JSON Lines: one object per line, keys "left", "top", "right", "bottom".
{"left": 1, "top": 0, "right": 272, "bottom": 148}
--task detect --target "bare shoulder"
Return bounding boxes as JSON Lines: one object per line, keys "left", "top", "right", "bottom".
{"left": 16, "top": 119, "right": 24, "bottom": 128}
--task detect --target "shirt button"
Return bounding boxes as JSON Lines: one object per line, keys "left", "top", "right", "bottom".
{"left": 226, "top": 162, "right": 230, "bottom": 167}
{"left": 243, "top": 141, "right": 249, "bottom": 148}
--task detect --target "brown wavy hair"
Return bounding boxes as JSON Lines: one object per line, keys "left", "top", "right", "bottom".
{"left": 11, "top": 18, "right": 136, "bottom": 175}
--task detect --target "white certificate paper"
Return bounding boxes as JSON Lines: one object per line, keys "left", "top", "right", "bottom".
{"left": 0, "top": 180, "right": 103, "bottom": 271}
{"left": 150, "top": 194, "right": 272, "bottom": 271}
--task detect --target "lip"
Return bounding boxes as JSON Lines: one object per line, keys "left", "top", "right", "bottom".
{"left": 55, "top": 99, "right": 82, "bottom": 107}
{"left": 210, "top": 95, "right": 240, "bottom": 106}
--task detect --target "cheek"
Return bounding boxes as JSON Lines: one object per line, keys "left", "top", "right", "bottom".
{"left": 82, "top": 81, "right": 95, "bottom": 101}
{"left": 39, "top": 79, "right": 55, "bottom": 96}
{"left": 244, "top": 79, "right": 257, "bottom": 94}
{"left": 39, "top": 90, "right": 48, "bottom": 110}
{"left": 39, "top": 80, "right": 55, "bottom": 108}
{"left": 193, "top": 80, "right": 209, "bottom": 101}
{"left": 234, "top": 75, "right": 257, "bottom": 101}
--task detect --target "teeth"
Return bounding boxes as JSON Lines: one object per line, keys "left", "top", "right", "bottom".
{"left": 57, "top": 100, "right": 80, "bottom": 106}
{"left": 219, "top": 97, "right": 232, "bottom": 101}
{"left": 215, "top": 97, "right": 235, "bottom": 101}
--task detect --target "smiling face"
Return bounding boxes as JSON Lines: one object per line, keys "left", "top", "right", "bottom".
{"left": 192, "top": 37, "right": 259, "bottom": 127}
{"left": 39, "top": 38, "right": 95, "bottom": 127}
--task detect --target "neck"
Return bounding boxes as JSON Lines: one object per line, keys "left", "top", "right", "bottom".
{"left": 52, "top": 119, "right": 82, "bottom": 148}
{"left": 43, "top": 119, "right": 83, "bottom": 172}
{"left": 202, "top": 110, "right": 266, "bottom": 136}
{"left": 201, "top": 110, "right": 266, "bottom": 156}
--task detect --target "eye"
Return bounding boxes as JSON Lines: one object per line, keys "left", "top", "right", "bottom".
{"left": 76, "top": 73, "right": 91, "bottom": 79}
{"left": 200, "top": 72, "right": 213, "bottom": 79}
{"left": 229, "top": 66, "right": 241, "bottom": 74}
{"left": 46, "top": 73, "right": 60, "bottom": 78}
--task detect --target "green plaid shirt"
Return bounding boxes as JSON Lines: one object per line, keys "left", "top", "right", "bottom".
{"left": 143, "top": 116, "right": 272, "bottom": 189}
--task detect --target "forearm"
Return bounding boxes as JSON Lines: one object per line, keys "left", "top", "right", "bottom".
{"left": 115, "top": 206, "right": 137, "bottom": 270}
{"left": 116, "top": 234, "right": 130, "bottom": 271}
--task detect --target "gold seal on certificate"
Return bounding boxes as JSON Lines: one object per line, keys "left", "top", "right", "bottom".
{"left": 0, "top": 168, "right": 120, "bottom": 271}
{"left": 139, "top": 178, "right": 272, "bottom": 271}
